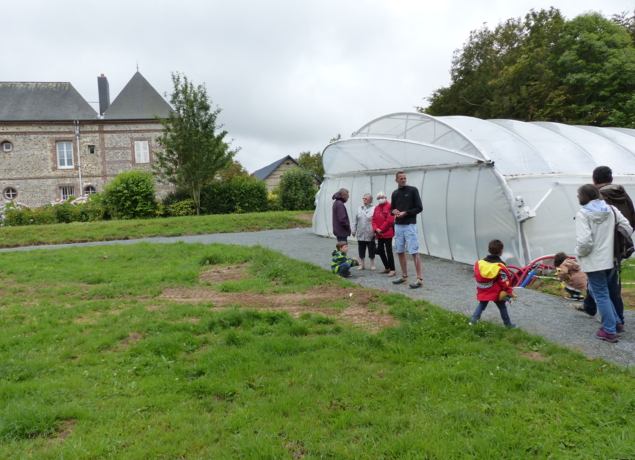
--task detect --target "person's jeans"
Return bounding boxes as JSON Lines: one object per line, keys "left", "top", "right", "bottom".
{"left": 586, "top": 268, "right": 620, "bottom": 334}
{"left": 376, "top": 238, "right": 395, "bottom": 271}
{"left": 471, "top": 301, "right": 512, "bottom": 325}
{"left": 337, "top": 262, "right": 351, "bottom": 276}
{"left": 358, "top": 240, "right": 376, "bottom": 260}
{"left": 583, "top": 269, "right": 625, "bottom": 324}
{"left": 336, "top": 236, "right": 348, "bottom": 243}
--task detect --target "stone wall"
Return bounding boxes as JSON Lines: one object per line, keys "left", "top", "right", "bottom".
{"left": 0, "top": 120, "right": 167, "bottom": 206}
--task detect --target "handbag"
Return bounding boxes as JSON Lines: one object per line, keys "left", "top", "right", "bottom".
{"left": 611, "top": 207, "right": 635, "bottom": 266}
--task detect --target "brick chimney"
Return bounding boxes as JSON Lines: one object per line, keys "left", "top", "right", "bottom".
{"left": 97, "top": 74, "right": 110, "bottom": 116}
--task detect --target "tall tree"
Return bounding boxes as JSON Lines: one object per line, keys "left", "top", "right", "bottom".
{"left": 296, "top": 151, "right": 324, "bottom": 180}
{"left": 421, "top": 9, "right": 635, "bottom": 127}
{"left": 154, "top": 72, "right": 239, "bottom": 214}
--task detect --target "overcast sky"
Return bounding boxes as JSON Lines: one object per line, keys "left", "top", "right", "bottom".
{"left": 2, "top": 0, "right": 630, "bottom": 173}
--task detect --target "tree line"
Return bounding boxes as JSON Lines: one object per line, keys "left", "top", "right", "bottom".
{"left": 420, "top": 8, "right": 635, "bottom": 127}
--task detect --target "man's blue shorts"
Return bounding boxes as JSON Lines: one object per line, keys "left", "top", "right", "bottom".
{"left": 394, "top": 224, "right": 419, "bottom": 254}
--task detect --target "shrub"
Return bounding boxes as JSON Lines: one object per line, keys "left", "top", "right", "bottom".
{"left": 200, "top": 179, "right": 269, "bottom": 214}
{"left": 166, "top": 199, "right": 196, "bottom": 217}
{"left": 103, "top": 169, "right": 158, "bottom": 219}
{"left": 277, "top": 168, "right": 317, "bottom": 211}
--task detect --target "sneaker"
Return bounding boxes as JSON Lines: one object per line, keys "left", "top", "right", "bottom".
{"left": 338, "top": 272, "right": 352, "bottom": 278}
{"left": 596, "top": 330, "right": 618, "bottom": 343}
{"left": 357, "top": 265, "right": 365, "bottom": 270}
{"left": 392, "top": 276, "right": 409, "bottom": 285}
{"left": 505, "top": 323, "right": 517, "bottom": 328}
{"left": 409, "top": 279, "right": 423, "bottom": 289}
{"left": 469, "top": 317, "right": 479, "bottom": 325}
{"left": 565, "top": 295, "right": 584, "bottom": 302}
{"left": 599, "top": 324, "right": 625, "bottom": 334}
{"left": 370, "top": 266, "right": 376, "bottom": 271}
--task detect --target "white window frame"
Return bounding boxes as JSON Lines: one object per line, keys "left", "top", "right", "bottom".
{"left": 2, "top": 141, "right": 13, "bottom": 152}
{"left": 3, "top": 187, "right": 17, "bottom": 200}
{"left": 84, "top": 186, "right": 96, "bottom": 195}
{"left": 134, "top": 141, "right": 150, "bottom": 164}
{"left": 57, "top": 142, "right": 74, "bottom": 169}
{"left": 60, "top": 186, "right": 75, "bottom": 200}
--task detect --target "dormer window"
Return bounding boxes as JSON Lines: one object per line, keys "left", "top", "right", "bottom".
{"left": 2, "top": 141, "right": 13, "bottom": 152}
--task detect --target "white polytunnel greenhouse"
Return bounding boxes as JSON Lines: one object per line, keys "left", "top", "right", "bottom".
{"left": 312, "top": 112, "right": 635, "bottom": 267}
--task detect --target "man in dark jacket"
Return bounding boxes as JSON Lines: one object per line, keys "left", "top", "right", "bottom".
{"left": 593, "top": 166, "right": 635, "bottom": 228}
{"left": 332, "top": 188, "right": 351, "bottom": 242}
{"left": 390, "top": 172, "right": 424, "bottom": 289}
{"left": 591, "top": 165, "right": 635, "bottom": 326}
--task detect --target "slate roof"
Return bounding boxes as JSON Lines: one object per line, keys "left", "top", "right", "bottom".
{"left": 102, "top": 72, "right": 172, "bottom": 119}
{"left": 0, "top": 82, "right": 98, "bottom": 121}
{"left": 253, "top": 155, "right": 322, "bottom": 183}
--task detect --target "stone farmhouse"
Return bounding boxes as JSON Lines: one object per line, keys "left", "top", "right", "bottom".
{"left": 0, "top": 72, "right": 171, "bottom": 207}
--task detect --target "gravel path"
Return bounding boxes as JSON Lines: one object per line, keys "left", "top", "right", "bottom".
{"left": 2, "top": 228, "right": 633, "bottom": 367}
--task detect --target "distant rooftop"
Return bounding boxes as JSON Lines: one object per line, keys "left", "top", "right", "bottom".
{"left": 103, "top": 72, "right": 172, "bottom": 120}
{"left": 0, "top": 82, "right": 98, "bottom": 121}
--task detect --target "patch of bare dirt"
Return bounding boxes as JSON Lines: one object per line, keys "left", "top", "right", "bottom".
{"left": 145, "top": 305, "right": 167, "bottom": 311}
{"left": 114, "top": 332, "right": 144, "bottom": 352}
{"left": 294, "top": 213, "right": 314, "bottom": 223}
{"left": 199, "top": 263, "right": 251, "bottom": 283}
{"left": 47, "top": 419, "right": 76, "bottom": 445}
{"left": 520, "top": 351, "right": 549, "bottom": 361}
{"left": 73, "top": 314, "right": 99, "bottom": 324}
{"left": 159, "top": 285, "right": 398, "bottom": 333}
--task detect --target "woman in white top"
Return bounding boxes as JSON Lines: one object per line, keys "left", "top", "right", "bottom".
{"left": 351, "top": 193, "right": 376, "bottom": 270}
{"left": 575, "top": 184, "right": 632, "bottom": 343}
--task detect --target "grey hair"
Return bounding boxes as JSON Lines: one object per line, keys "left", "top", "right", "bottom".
{"left": 338, "top": 188, "right": 349, "bottom": 195}
{"left": 363, "top": 193, "right": 373, "bottom": 202}
{"left": 376, "top": 191, "right": 387, "bottom": 199}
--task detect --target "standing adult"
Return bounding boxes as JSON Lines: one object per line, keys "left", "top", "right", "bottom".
{"left": 592, "top": 165, "right": 635, "bottom": 325}
{"left": 372, "top": 191, "right": 396, "bottom": 277}
{"left": 351, "top": 193, "right": 376, "bottom": 270}
{"left": 390, "top": 171, "right": 424, "bottom": 289}
{"left": 575, "top": 184, "right": 632, "bottom": 343}
{"left": 332, "top": 188, "right": 351, "bottom": 242}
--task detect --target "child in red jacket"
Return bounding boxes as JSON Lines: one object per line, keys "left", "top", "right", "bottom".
{"left": 469, "top": 239, "right": 517, "bottom": 327}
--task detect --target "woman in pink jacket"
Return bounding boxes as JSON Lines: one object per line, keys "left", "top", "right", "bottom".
{"left": 372, "top": 191, "right": 396, "bottom": 277}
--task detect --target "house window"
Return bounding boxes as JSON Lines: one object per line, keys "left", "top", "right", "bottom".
{"left": 84, "top": 186, "right": 96, "bottom": 195}
{"left": 88, "top": 145, "right": 96, "bottom": 154}
{"left": 134, "top": 141, "right": 150, "bottom": 163}
{"left": 57, "top": 142, "right": 74, "bottom": 168}
{"left": 3, "top": 187, "right": 17, "bottom": 200}
{"left": 60, "top": 186, "right": 75, "bottom": 200}
{"left": 2, "top": 141, "right": 13, "bottom": 152}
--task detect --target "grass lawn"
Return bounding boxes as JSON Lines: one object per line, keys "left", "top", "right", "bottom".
{"left": 1, "top": 243, "right": 635, "bottom": 459}
{"left": 0, "top": 211, "right": 313, "bottom": 249}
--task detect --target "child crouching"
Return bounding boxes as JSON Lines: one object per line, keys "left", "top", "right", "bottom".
{"left": 553, "top": 252, "right": 587, "bottom": 301}
{"left": 331, "top": 241, "right": 359, "bottom": 278}
{"left": 469, "top": 239, "right": 517, "bottom": 327}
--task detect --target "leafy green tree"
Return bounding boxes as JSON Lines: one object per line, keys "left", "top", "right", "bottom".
{"left": 154, "top": 72, "right": 239, "bottom": 215}
{"left": 296, "top": 151, "right": 324, "bottom": 180}
{"left": 421, "top": 9, "right": 635, "bottom": 127}
{"left": 214, "top": 160, "right": 254, "bottom": 184}
{"left": 103, "top": 169, "right": 158, "bottom": 219}
{"left": 277, "top": 168, "right": 317, "bottom": 211}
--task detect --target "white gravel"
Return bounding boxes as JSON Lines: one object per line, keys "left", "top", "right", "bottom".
{"left": 3, "top": 227, "right": 633, "bottom": 367}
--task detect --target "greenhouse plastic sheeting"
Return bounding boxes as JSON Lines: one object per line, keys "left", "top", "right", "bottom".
{"left": 313, "top": 113, "right": 635, "bottom": 266}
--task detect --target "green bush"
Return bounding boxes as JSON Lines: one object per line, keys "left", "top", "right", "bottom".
{"left": 201, "top": 179, "right": 269, "bottom": 214}
{"left": 166, "top": 199, "right": 196, "bottom": 217}
{"left": 103, "top": 169, "right": 159, "bottom": 219}
{"left": 277, "top": 168, "right": 317, "bottom": 211}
